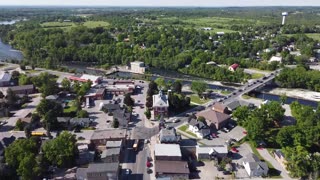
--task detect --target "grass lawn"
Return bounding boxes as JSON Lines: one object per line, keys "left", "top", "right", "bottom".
{"left": 83, "top": 21, "right": 110, "bottom": 28}
{"left": 190, "top": 94, "right": 211, "bottom": 104}
{"left": 248, "top": 68, "right": 272, "bottom": 73}
{"left": 251, "top": 73, "right": 264, "bottom": 79}
{"left": 284, "top": 33, "right": 320, "bottom": 41}
{"left": 63, "top": 101, "right": 77, "bottom": 113}
{"left": 178, "top": 124, "right": 198, "bottom": 138}
{"left": 41, "top": 21, "right": 109, "bottom": 30}
{"left": 221, "top": 90, "right": 231, "bottom": 95}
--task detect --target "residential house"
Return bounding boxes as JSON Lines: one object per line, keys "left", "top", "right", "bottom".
{"left": 243, "top": 153, "right": 269, "bottom": 177}
{"left": 85, "top": 88, "right": 106, "bottom": 101}
{"left": 70, "top": 118, "right": 92, "bottom": 128}
{"left": 106, "top": 140, "right": 123, "bottom": 149}
{"left": 155, "top": 144, "right": 182, "bottom": 161}
{"left": 228, "top": 63, "right": 239, "bottom": 72}
{"left": 77, "top": 144, "right": 95, "bottom": 165}
{"left": 0, "top": 72, "right": 11, "bottom": 87}
{"left": 113, "top": 109, "right": 131, "bottom": 128}
{"left": 101, "top": 147, "right": 121, "bottom": 163}
{"left": 153, "top": 90, "right": 169, "bottom": 117}
{"left": 90, "top": 129, "right": 126, "bottom": 148}
{"left": 212, "top": 103, "right": 229, "bottom": 114}
{"left": 269, "top": 56, "right": 282, "bottom": 63}
{"left": 196, "top": 109, "right": 231, "bottom": 130}
{"left": 130, "top": 61, "right": 146, "bottom": 74}
{"left": 8, "top": 84, "right": 35, "bottom": 95}
{"left": 225, "top": 100, "right": 247, "bottom": 112}
{"left": 76, "top": 162, "right": 119, "bottom": 180}
{"left": 57, "top": 117, "right": 71, "bottom": 128}
{"left": 159, "top": 128, "right": 181, "bottom": 144}
{"left": 196, "top": 145, "right": 228, "bottom": 160}
{"left": 188, "top": 119, "right": 210, "bottom": 139}
{"left": 155, "top": 160, "right": 190, "bottom": 180}
{"left": 273, "top": 149, "right": 287, "bottom": 171}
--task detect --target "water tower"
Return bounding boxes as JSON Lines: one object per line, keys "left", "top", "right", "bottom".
{"left": 282, "top": 12, "right": 288, "bottom": 25}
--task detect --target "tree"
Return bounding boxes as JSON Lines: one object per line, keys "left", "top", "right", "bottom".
{"left": 276, "top": 126, "right": 298, "bottom": 148}
{"left": 280, "top": 93, "right": 287, "bottom": 104}
{"left": 262, "top": 101, "right": 285, "bottom": 125}
{"left": 144, "top": 109, "right": 151, "bottom": 120}
{"left": 155, "top": 77, "right": 166, "bottom": 90}
{"left": 124, "top": 93, "right": 134, "bottom": 107}
{"left": 42, "top": 131, "right": 78, "bottom": 167}
{"left": 191, "top": 81, "right": 208, "bottom": 97}
{"left": 6, "top": 88, "right": 19, "bottom": 108}
{"left": 112, "top": 118, "right": 119, "bottom": 128}
{"left": 40, "top": 79, "right": 58, "bottom": 98}
{"left": 36, "top": 99, "right": 63, "bottom": 118}
{"left": 172, "top": 80, "right": 182, "bottom": 93}
{"left": 232, "top": 106, "right": 250, "bottom": 126}
{"left": 61, "top": 78, "right": 71, "bottom": 91}
{"left": 15, "top": 119, "right": 24, "bottom": 131}
{"left": 245, "top": 110, "right": 266, "bottom": 143}
{"left": 11, "top": 70, "right": 20, "bottom": 81}
{"left": 197, "top": 116, "right": 205, "bottom": 122}
{"left": 24, "top": 125, "right": 32, "bottom": 138}
{"left": 17, "top": 154, "right": 40, "bottom": 180}
{"left": 18, "top": 74, "right": 32, "bottom": 85}
{"left": 284, "top": 146, "right": 311, "bottom": 178}
{"left": 148, "top": 80, "right": 158, "bottom": 96}
{"left": 77, "top": 110, "right": 89, "bottom": 118}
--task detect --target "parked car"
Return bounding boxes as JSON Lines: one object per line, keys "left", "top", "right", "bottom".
{"left": 231, "top": 147, "right": 239, "bottom": 153}
{"left": 223, "top": 127, "right": 230, "bottom": 132}
{"left": 173, "top": 119, "right": 180, "bottom": 123}
{"left": 146, "top": 161, "right": 151, "bottom": 168}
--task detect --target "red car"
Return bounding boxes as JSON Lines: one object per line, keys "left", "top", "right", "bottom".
{"left": 243, "top": 131, "right": 248, "bottom": 134}
{"left": 146, "top": 161, "right": 151, "bottom": 168}
{"left": 231, "top": 147, "right": 239, "bottom": 153}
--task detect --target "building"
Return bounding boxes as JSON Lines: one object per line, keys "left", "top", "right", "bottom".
{"left": 228, "top": 63, "right": 239, "bottom": 72}
{"left": 105, "top": 80, "right": 135, "bottom": 95}
{"left": 70, "top": 118, "right": 92, "bottom": 128}
{"left": 155, "top": 144, "right": 182, "bottom": 161}
{"left": 0, "top": 72, "right": 11, "bottom": 87}
{"left": 106, "top": 140, "right": 122, "bottom": 149}
{"left": 85, "top": 88, "right": 106, "bottom": 100}
{"left": 224, "top": 100, "right": 248, "bottom": 112}
{"left": 202, "top": 27, "right": 212, "bottom": 31}
{"left": 243, "top": 153, "right": 269, "bottom": 177}
{"left": 8, "top": 84, "right": 35, "bottom": 95}
{"left": 159, "top": 128, "right": 181, "bottom": 144}
{"left": 212, "top": 103, "right": 228, "bottom": 114}
{"left": 155, "top": 160, "right": 190, "bottom": 179}
{"left": 90, "top": 129, "right": 127, "bottom": 148}
{"left": 196, "top": 109, "right": 231, "bottom": 130}
{"left": 57, "top": 117, "right": 71, "bottom": 128}
{"left": 76, "top": 162, "right": 119, "bottom": 180}
{"left": 112, "top": 109, "right": 131, "bottom": 128}
{"left": 269, "top": 56, "right": 282, "bottom": 63}
{"left": 69, "top": 74, "right": 102, "bottom": 85}
{"left": 153, "top": 91, "right": 169, "bottom": 117}
{"left": 188, "top": 119, "right": 210, "bottom": 139}
{"left": 130, "top": 61, "right": 145, "bottom": 74}
{"left": 273, "top": 149, "right": 287, "bottom": 171}
{"left": 196, "top": 145, "right": 228, "bottom": 160}
{"left": 216, "top": 32, "right": 225, "bottom": 36}
{"left": 101, "top": 147, "right": 121, "bottom": 163}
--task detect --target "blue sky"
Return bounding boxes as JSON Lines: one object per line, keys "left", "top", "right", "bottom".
{"left": 0, "top": 0, "right": 319, "bottom": 6}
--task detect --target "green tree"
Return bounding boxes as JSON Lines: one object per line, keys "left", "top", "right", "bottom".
{"left": 77, "top": 110, "right": 89, "bottom": 118}
{"left": 197, "top": 116, "right": 205, "bottom": 122}
{"left": 276, "top": 126, "right": 298, "bottom": 147}
{"left": 155, "top": 77, "right": 166, "bottom": 90}
{"left": 18, "top": 74, "right": 32, "bottom": 85}
{"left": 15, "top": 119, "right": 24, "bottom": 131}
{"left": 191, "top": 81, "right": 208, "bottom": 97}
{"left": 280, "top": 93, "right": 287, "bottom": 104}
{"left": 144, "top": 109, "right": 151, "bottom": 120}
{"left": 262, "top": 101, "right": 285, "bottom": 125}
{"left": 124, "top": 93, "right": 134, "bottom": 107}
{"left": 284, "top": 146, "right": 311, "bottom": 178}
{"left": 11, "top": 70, "right": 20, "bottom": 81}
{"left": 172, "top": 80, "right": 182, "bottom": 93}
{"left": 24, "top": 125, "right": 32, "bottom": 139}
{"left": 232, "top": 106, "right": 250, "bottom": 126}
{"left": 17, "top": 154, "right": 40, "bottom": 180}
{"left": 42, "top": 131, "right": 78, "bottom": 167}
{"left": 36, "top": 99, "right": 63, "bottom": 117}
{"left": 61, "top": 78, "right": 71, "bottom": 91}
{"left": 6, "top": 88, "right": 19, "bottom": 108}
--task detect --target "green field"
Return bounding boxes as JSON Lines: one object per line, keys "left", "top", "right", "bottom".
{"left": 284, "top": 33, "right": 320, "bottom": 41}
{"left": 41, "top": 21, "right": 110, "bottom": 30}
{"left": 251, "top": 73, "right": 264, "bottom": 79}
{"left": 190, "top": 94, "right": 211, "bottom": 104}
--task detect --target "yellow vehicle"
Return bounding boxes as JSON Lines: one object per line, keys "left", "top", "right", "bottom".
{"left": 133, "top": 139, "right": 139, "bottom": 151}
{"left": 31, "top": 132, "right": 46, "bottom": 136}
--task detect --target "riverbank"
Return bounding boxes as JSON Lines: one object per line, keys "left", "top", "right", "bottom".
{"left": 263, "top": 88, "right": 320, "bottom": 102}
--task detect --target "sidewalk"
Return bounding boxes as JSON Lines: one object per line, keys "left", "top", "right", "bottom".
{"left": 257, "top": 149, "right": 293, "bottom": 179}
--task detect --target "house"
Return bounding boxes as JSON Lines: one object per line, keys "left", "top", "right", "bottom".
{"left": 212, "top": 103, "right": 228, "bottom": 114}
{"left": 188, "top": 119, "right": 210, "bottom": 139}
{"left": 76, "top": 162, "right": 119, "bottom": 180}
{"left": 155, "top": 144, "right": 182, "bottom": 161}
{"left": 8, "top": 84, "right": 35, "bottom": 95}
{"left": 159, "top": 128, "right": 181, "bottom": 144}
{"left": 225, "top": 100, "right": 247, "bottom": 112}
{"left": 0, "top": 72, "right": 11, "bottom": 87}
{"left": 155, "top": 160, "right": 190, "bottom": 180}
{"left": 101, "top": 147, "right": 121, "bottom": 163}
{"left": 69, "top": 74, "right": 102, "bottom": 85}
{"left": 70, "top": 118, "right": 92, "bottom": 128}
{"left": 77, "top": 144, "right": 94, "bottom": 165}
{"left": 202, "top": 27, "right": 212, "bottom": 31}
{"left": 45, "top": 95, "right": 59, "bottom": 101}
{"left": 196, "top": 145, "right": 228, "bottom": 160}
{"left": 274, "top": 149, "right": 287, "bottom": 170}
{"left": 216, "top": 32, "right": 225, "bottom": 36}
{"left": 57, "top": 117, "right": 71, "bottom": 128}
{"left": 269, "top": 56, "right": 282, "bottom": 63}
{"left": 196, "top": 109, "right": 231, "bottom": 130}
{"left": 130, "top": 61, "right": 146, "bottom": 74}
{"left": 153, "top": 90, "right": 169, "bottom": 117}
{"left": 228, "top": 64, "right": 239, "bottom": 72}
{"left": 90, "top": 129, "right": 126, "bottom": 148}
{"left": 112, "top": 109, "right": 131, "bottom": 128}
{"left": 102, "top": 103, "right": 121, "bottom": 113}
{"left": 243, "top": 153, "right": 269, "bottom": 177}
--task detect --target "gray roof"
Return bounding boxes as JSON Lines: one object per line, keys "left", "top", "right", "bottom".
{"left": 159, "top": 128, "right": 180, "bottom": 143}
{"left": 101, "top": 148, "right": 121, "bottom": 158}
{"left": 103, "top": 103, "right": 121, "bottom": 111}
{"left": 153, "top": 91, "right": 169, "bottom": 107}
{"left": 243, "top": 153, "right": 269, "bottom": 172}
{"left": 113, "top": 109, "right": 130, "bottom": 128}
{"left": 225, "top": 100, "right": 248, "bottom": 111}
{"left": 9, "top": 84, "right": 34, "bottom": 92}
{"left": 0, "top": 72, "right": 11, "bottom": 82}
{"left": 76, "top": 168, "right": 87, "bottom": 180}
{"left": 70, "top": 118, "right": 91, "bottom": 127}
{"left": 45, "top": 95, "right": 59, "bottom": 100}
{"left": 87, "top": 162, "right": 119, "bottom": 173}
{"left": 155, "top": 144, "right": 182, "bottom": 157}
{"left": 196, "top": 145, "right": 228, "bottom": 155}
{"left": 106, "top": 140, "right": 122, "bottom": 148}
{"left": 91, "top": 129, "right": 126, "bottom": 140}
{"left": 57, "top": 117, "right": 71, "bottom": 123}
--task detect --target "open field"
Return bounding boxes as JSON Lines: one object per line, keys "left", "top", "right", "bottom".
{"left": 251, "top": 73, "right": 264, "bottom": 79}
{"left": 41, "top": 21, "right": 110, "bottom": 30}
{"left": 190, "top": 94, "right": 211, "bottom": 104}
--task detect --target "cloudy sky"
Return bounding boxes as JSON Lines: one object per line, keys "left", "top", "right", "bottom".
{"left": 0, "top": 0, "right": 319, "bottom": 6}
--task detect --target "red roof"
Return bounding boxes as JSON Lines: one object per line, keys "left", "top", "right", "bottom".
{"left": 230, "top": 64, "right": 239, "bottom": 70}
{"left": 69, "top": 76, "right": 88, "bottom": 82}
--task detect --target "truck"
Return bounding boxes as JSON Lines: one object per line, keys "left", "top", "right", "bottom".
{"left": 133, "top": 139, "right": 139, "bottom": 151}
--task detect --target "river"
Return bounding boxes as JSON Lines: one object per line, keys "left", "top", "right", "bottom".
{"left": 0, "top": 39, "right": 23, "bottom": 61}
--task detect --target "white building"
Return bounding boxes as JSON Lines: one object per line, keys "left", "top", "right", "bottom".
{"left": 130, "top": 61, "right": 145, "bottom": 74}
{"left": 196, "top": 145, "right": 228, "bottom": 159}
{"left": 269, "top": 56, "right": 282, "bottom": 63}
{"left": 243, "top": 153, "right": 269, "bottom": 177}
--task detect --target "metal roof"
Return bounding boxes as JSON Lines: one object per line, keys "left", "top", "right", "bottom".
{"left": 155, "top": 144, "right": 181, "bottom": 157}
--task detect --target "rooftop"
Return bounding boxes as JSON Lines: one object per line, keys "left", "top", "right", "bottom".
{"left": 155, "top": 144, "right": 182, "bottom": 157}
{"left": 153, "top": 91, "right": 169, "bottom": 107}
{"left": 155, "top": 160, "right": 190, "bottom": 174}
{"left": 87, "top": 162, "right": 119, "bottom": 173}
{"left": 101, "top": 148, "right": 121, "bottom": 158}
{"left": 91, "top": 129, "right": 126, "bottom": 140}
{"left": 196, "top": 109, "right": 230, "bottom": 124}
{"left": 0, "top": 72, "right": 11, "bottom": 82}
{"left": 196, "top": 145, "right": 228, "bottom": 155}
{"left": 9, "top": 84, "right": 34, "bottom": 92}
{"left": 106, "top": 140, "right": 122, "bottom": 148}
